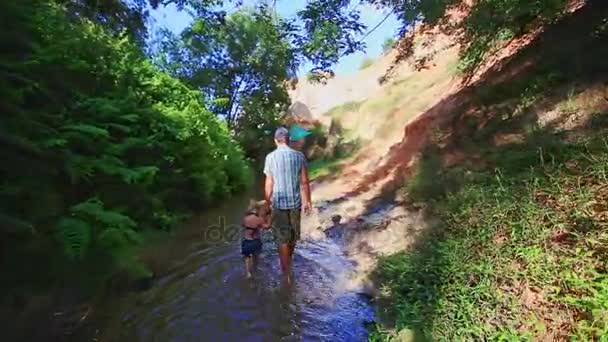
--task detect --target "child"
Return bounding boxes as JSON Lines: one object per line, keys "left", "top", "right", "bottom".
{"left": 242, "top": 199, "right": 270, "bottom": 278}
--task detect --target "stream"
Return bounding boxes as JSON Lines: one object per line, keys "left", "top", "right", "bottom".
{"left": 75, "top": 190, "right": 374, "bottom": 341}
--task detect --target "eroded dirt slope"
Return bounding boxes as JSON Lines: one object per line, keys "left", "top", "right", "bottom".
{"left": 292, "top": 1, "right": 607, "bottom": 296}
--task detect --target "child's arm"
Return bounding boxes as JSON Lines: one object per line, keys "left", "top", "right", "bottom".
{"left": 259, "top": 215, "right": 271, "bottom": 229}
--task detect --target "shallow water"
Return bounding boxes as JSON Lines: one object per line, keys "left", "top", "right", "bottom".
{"left": 79, "top": 193, "right": 374, "bottom": 341}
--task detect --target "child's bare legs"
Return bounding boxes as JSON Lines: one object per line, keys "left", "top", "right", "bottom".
{"left": 244, "top": 256, "right": 253, "bottom": 278}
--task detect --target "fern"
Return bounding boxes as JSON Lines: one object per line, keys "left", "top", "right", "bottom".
{"left": 65, "top": 151, "right": 159, "bottom": 185}
{"left": 41, "top": 137, "right": 67, "bottom": 148}
{"left": 104, "top": 122, "right": 132, "bottom": 134}
{"left": 111, "top": 249, "right": 152, "bottom": 278}
{"left": 92, "top": 155, "right": 127, "bottom": 176}
{"left": 72, "top": 199, "right": 113, "bottom": 222}
{"left": 58, "top": 199, "right": 141, "bottom": 259}
{"left": 57, "top": 217, "right": 91, "bottom": 259}
{"left": 71, "top": 198, "right": 136, "bottom": 229}
{"left": 3, "top": 0, "right": 252, "bottom": 283}
{"left": 106, "top": 137, "right": 150, "bottom": 156}
{"left": 98, "top": 211, "right": 137, "bottom": 229}
{"left": 118, "top": 114, "right": 140, "bottom": 122}
{"left": 120, "top": 166, "right": 159, "bottom": 184}
{"left": 65, "top": 154, "right": 95, "bottom": 182}
{"left": 61, "top": 123, "right": 110, "bottom": 139}
{"left": 122, "top": 228, "right": 141, "bottom": 243}
{"left": 97, "top": 227, "right": 141, "bottom": 248}
{"left": 97, "top": 228, "right": 128, "bottom": 248}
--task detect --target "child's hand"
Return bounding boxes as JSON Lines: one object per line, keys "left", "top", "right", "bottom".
{"left": 257, "top": 215, "right": 270, "bottom": 229}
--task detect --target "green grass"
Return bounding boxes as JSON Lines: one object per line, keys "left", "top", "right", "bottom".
{"left": 370, "top": 125, "right": 608, "bottom": 341}
{"left": 308, "top": 134, "right": 360, "bottom": 180}
{"left": 324, "top": 100, "right": 365, "bottom": 119}
{"left": 308, "top": 156, "right": 349, "bottom": 180}
{"left": 360, "top": 57, "right": 374, "bottom": 70}
{"left": 446, "top": 57, "right": 460, "bottom": 76}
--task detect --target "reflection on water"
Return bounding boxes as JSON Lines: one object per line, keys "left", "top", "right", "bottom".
{"left": 80, "top": 192, "right": 374, "bottom": 341}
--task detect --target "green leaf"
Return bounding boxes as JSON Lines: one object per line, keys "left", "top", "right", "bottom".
{"left": 71, "top": 198, "right": 136, "bottom": 229}
{"left": 41, "top": 138, "right": 67, "bottom": 148}
{"left": 119, "top": 114, "right": 140, "bottom": 122}
{"left": 62, "top": 123, "right": 110, "bottom": 139}
{"left": 125, "top": 166, "right": 159, "bottom": 184}
{"left": 106, "top": 137, "right": 149, "bottom": 155}
{"left": 65, "top": 154, "right": 95, "bottom": 183}
{"left": 57, "top": 217, "right": 91, "bottom": 259}
{"left": 97, "top": 227, "right": 129, "bottom": 248}
{"left": 104, "top": 123, "right": 132, "bottom": 134}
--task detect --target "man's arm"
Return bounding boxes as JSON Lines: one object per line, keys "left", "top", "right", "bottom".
{"left": 300, "top": 164, "right": 312, "bottom": 215}
{"left": 264, "top": 174, "right": 274, "bottom": 207}
{"left": 263, "top": 154, "right": 273, "bottom": 209}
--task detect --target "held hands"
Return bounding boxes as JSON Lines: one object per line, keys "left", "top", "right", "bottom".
{"left": 263, "top": 199, "right": 272, "bottom": 212}
{"left": 262, "top": 200, "right": 272, "bottom": 228}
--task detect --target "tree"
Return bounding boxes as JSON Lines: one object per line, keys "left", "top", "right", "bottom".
{"left": 303, "top": 0, "right": 571, "bottom": 75}
{"left": 100, "top": 0, "right": 576, "bottom": 78}
{"left": 58, "top": 0, "right": 151, "bottom": 45}
{"left": 156, "top": 5, "right": 297, "bottom": 157}
{"left": 294, "top": 0, "right": 366, "bottom": 73}
{"left": 382, "top": 36, "right": 396, "bottom": 53}
{"left": 0, "top": 0, "right": 250, "bottom": 276}
{"left": 154, "top": 0, "right": 368, "bottom": 74}
{"left": 360, "top": 57, "right": 374, "bottom": 69}
{"left": 81, "top": 0, "right": 576, "bottom": 160}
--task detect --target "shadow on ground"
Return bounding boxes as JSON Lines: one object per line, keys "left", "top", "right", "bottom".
{"left": 346, "top": 0, "right": 608, "bottom": 203}
{"left": 327, "top": 1, "right": 608, "bottom": 339}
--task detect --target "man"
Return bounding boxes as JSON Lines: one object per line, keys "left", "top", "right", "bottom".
{"left": 263, "top": 127, "right": 312, "bottom": 281}
{"left": 289, "top": 124, "right": 311, "bottom": 151}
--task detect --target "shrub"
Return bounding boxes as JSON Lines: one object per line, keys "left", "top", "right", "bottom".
{"left": 360, "top": 57, "right": 374, "bottom": 69}
{"left": 0, "top": 1, "right": 251, "bottom": 278}
{"left": 382, "top": 37, "right": 396, "bottom": 53}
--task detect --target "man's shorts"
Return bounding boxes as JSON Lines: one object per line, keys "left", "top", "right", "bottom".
{"left": 271, "top": 208, "right": 301, "bottom": 245}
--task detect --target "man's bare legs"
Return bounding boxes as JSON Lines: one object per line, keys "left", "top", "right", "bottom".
{"left": 288, "top": 243, "right": 296, "bottom": 258}
{"left": 279, "top": 243, "right": 295, "bottom": 285}
{"left": 278, "top": 243, "right": 291, "bottom": 272}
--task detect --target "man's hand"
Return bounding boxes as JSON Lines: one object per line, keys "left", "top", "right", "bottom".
{"left": 263, "top": 199, "right": 272, "bottom": 211}
{"left": 303, "top": 201, "right": 312, "bottom": 216}
{"left": 300, "top": 164, "right": 312, "bottom": 216}
{"left": 264, "top": 175, "right": 274, "bottom": 207}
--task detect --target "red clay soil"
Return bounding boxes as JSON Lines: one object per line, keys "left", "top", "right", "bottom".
{"left": 345, "top": 0, "right": 604, "bottom": 197}
{"left": 345, "top": 89, "right": 470, "bottom": 196}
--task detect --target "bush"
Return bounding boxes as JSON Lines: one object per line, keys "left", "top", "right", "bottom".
{"left": 406, "top": 151, "right": 443, "bottom": 202}
{"left": 382, "top": 37, "right": 396, "bottom": 53}
{"left": 360, "top": 57, "right": 374, "bottom": 69}
{"left": 0, "top": 1, "right": 251, "bottom": 279}
{"left": 372, "top": 128, "right": 608, "bottom": 340}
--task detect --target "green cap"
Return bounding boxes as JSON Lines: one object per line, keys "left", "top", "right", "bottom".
{"left": 289, "top": 125, "right": 311, "bottom": 141}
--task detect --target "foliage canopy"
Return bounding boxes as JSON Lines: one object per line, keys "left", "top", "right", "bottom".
{"left": 0, "top": 0, "right": 251, "bottom": 277}
{"left": 156, "top": 5, "right": 296, "bottom": 157}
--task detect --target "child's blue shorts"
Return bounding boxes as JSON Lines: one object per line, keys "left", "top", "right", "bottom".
{"left": 241, "top": 238, "right": 262, "bottom": 257}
